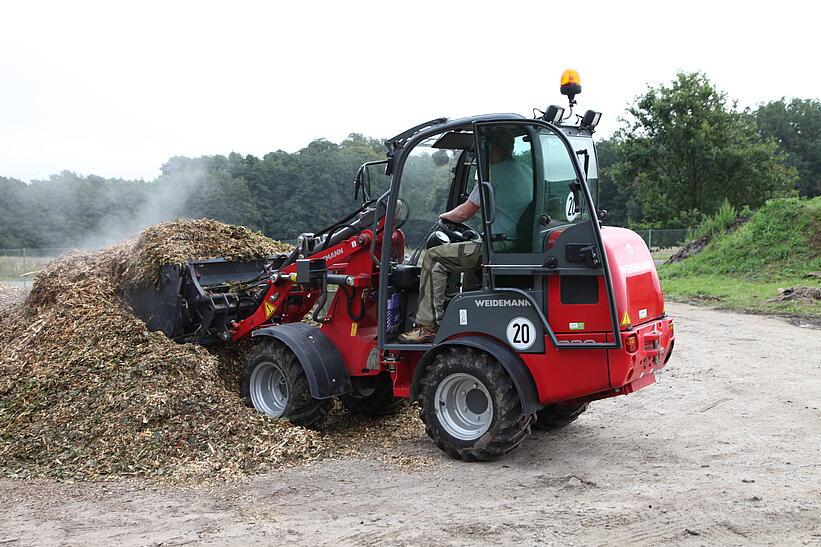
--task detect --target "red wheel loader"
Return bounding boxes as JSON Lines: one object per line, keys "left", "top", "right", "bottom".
{"left": 128, "top": 70, "right": 675, "bottom": 460}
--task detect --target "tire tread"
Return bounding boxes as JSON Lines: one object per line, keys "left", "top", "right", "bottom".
{"left": 418, "top": 347, "right": 532, "bottom": 461}
{"left": 242, "top": 339, "right": 330, "bottom": 429}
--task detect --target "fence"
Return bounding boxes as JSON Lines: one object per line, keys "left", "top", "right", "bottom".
{"left": 631, "top": 229, "right": 689, "bottom": 252}
{"left": 0, "top": 248, "right": 74, "bottom": 289}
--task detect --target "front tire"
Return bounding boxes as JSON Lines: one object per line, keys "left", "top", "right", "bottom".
{"left": 242, "top": 340, "right": 330, "bottom": 429}
{"left": 419, "top": 347, "right": 532, "bottom": 461}
{"left": 342, "top": 373, "right": 408, "bottom": 417}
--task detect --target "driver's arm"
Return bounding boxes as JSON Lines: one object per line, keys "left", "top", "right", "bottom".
{"left": 439, "top": 184, "right": 480, "bottom": 223}
{"left": 440, "top": 200, "right": 479, "bottom": 223}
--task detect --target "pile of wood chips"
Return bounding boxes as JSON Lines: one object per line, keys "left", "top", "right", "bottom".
{"left": 0, "top": 219, "right": 424, "bottom": 481}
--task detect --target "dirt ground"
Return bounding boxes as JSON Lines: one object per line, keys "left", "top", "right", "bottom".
{"left": 1, "top": 302, "right": 819, "bottom": 546}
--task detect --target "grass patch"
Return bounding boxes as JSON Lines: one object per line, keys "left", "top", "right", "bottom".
{"left": 661, "top": 274, "right": 821, "bottom": 319}
{"left": 651, "top": 246, "right": 681, "bottom": 261}
{"left": 660, "top": 197, "right": 821, "bottom": 319}
{"left": 0, "top": 255, "right": 60, "bottom": 278}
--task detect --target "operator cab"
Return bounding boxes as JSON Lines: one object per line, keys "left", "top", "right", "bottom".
{"left": 370, "top": 111, "right": 606, "bottom": 349}
{"left": 335, "top": 67, "right": 617, "bottom": 352}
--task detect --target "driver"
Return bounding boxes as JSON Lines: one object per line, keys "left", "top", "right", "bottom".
{"left": 399, "top": 129, "right": 533, "bottom": 343}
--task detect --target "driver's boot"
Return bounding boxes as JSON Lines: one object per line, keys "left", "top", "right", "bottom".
{"left": 398, "top": 325, "right": 437, "bottom": 343}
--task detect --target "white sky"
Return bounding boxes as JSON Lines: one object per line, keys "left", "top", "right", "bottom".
{"left": 1, "top": 0, "right": 819, "bottom": 182}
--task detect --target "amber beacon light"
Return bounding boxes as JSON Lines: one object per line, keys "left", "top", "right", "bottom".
{"left": 560, "top": 69, "right": 582, "bottom": 106}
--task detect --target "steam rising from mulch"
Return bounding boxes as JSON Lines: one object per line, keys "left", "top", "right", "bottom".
{"left": 0, "top": 219, "right": 424, "bottom": 481}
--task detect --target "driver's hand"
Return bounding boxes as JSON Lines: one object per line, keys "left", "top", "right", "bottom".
{"left": 439, "top": 211, "right": 455, "bottom": 222}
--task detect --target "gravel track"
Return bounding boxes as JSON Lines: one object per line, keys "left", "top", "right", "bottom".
{"left": 1, "top": 302, "right": 819, "bottom": 545}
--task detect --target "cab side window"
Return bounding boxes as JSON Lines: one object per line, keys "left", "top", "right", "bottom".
{"left": 476, "top": 126, "right": 537, "bottom": 254}
{"left": 541, "top": 133, "right": 581, "bottom": 226}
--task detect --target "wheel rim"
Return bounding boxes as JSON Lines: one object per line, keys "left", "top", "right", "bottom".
{"left": 434, "top": 372, "right": 493, "bottom": 440}
{"left": 249, "top": 361, "right": 289, "bottom": 417}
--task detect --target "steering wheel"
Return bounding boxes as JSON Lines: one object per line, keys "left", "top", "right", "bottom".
{"left": 436, "top": 219, "right": 481, "bottom": 243}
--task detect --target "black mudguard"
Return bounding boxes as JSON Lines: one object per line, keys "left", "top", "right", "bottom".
{"left": 252, "top": 323, "right": 352, "bottom": 399}
{"left": 410, "top": 335, "right": 542, "bottom": 416}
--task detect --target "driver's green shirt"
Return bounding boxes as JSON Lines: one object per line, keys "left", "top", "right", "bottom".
{"left": 468, "top": 158, "right": 533, "bottom": 239}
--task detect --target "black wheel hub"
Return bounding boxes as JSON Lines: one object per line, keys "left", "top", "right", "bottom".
{"left": 465, "top": 388, "right": 489, "bottom": 414}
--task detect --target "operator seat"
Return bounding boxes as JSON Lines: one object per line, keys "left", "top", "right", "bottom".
{"left": 513, "top": 199, "right": 536, "bottom": 252}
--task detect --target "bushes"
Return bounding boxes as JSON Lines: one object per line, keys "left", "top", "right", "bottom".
{"left": 686, "top": 200, "right": 751, "bottom": 240}
{"left": 663, "top": 196, "right": 821, "bottom": 280}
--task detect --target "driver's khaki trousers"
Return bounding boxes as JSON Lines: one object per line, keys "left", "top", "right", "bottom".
{"left": 415, "top": 241, "right": 482, "bottom": 328}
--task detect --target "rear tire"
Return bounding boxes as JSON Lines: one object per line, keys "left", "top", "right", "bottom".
{"left": 342, "top": 373, "right": 408, "bottom": 417}
{"left": 418, "top": 347, "right": 532, "bottom": 461}
{"left": 532, "top": 403, "right": 588, "bottom": 431}
{"left": 242, "top": 340, "right": 330, "bottom": 429}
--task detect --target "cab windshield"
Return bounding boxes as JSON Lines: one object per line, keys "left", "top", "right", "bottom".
{"left": 396, "top": 137, "right": 461, "bottom": 256}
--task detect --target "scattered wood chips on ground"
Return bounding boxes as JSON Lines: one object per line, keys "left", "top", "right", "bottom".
{"left": 0, "top": 219, "right": 424, "bottom": 481}
{"left": 0, "top": 285, "right": 25, "bottom": 312}
{"left": 768, "top": 286, "right": 821, "bottom": 302}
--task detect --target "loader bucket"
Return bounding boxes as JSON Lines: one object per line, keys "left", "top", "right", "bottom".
{"left": 125, "top": 255, "right": 287, "bottom": 344}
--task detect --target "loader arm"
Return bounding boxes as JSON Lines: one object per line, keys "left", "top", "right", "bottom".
{"left": 230, "top": 228, "right": 379, "bottom": 341}
{"left": 228, "top": 194, "right": 407, "bottom": 341}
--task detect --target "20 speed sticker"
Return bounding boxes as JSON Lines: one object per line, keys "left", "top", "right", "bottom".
{"left": 506, "top": 317, "right": 536, "bottom": 351}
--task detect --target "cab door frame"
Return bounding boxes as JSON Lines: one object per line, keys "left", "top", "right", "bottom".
{"left": 471, "top": 119, "right": 621, "bottom": 350}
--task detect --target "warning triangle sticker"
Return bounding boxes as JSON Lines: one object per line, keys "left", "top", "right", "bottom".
{"left": 620, "top": 311, "right": 631, "bottom": 327}
{"left": 264, "top": 301, "right": 276, "bottom": 318}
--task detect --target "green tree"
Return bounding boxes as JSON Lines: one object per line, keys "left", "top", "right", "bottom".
{"left": 610, "top": 72, "right": 797, "bottom": 227}
{"left": 754, "top": 98, "right": 821, "bottom": 197}
{"left": 0, "top": 177, "right": 36, "bottom": 248}
{"left": 594, "top": 138, "right": 628, "bottom": 226}
{"left": 0, "top": 135, "right": 390, "bottom": 249}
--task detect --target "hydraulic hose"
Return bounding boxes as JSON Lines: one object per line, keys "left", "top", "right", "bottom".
{"left": 320, "top": 223, "right": 359, "bottom": 252}
{"left": 312, "top": 278, "right": 332, "bottom": 324}
{"left": 339, "top": 285, "right": 366, "bottom": 322}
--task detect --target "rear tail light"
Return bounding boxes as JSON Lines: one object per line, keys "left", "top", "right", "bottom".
{"left": 625, "top": 334, "right": 639, "bottom": 353}
{"left": 669, "top": 323, "right": 675, "bottom": 338}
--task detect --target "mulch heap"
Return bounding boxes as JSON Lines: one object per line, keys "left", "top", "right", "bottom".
{"left": 0, "top": 219, "right": 424, "bottom": 481}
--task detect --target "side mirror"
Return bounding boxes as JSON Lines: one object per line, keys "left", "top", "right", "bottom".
{"left": 597, "top": 209, "right": 608, "bottom": 221}
{"left": 354, "top": 160, "right": 390, "bottom": 203}
{"left": 363, "top": 167, "right": 372, "bottom": 201}
{"left": 353, "top": 165, "right": 365, "bottom": 200}
{"left": 353, "top": 164, "right": 373, "bottom": 202}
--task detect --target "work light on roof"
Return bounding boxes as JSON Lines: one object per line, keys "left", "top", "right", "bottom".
{"left": 581, "top": 109, "right": 602, "bottom": 129}
{"left": 543, "top": 105, "right": 565, "bottom": 124}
